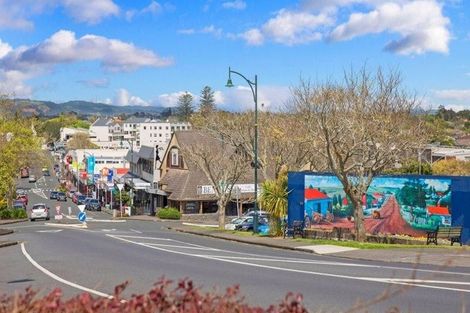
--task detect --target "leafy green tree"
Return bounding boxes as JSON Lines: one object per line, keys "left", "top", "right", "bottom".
{"left": 432, "top": 159, "right": 470, "bottom": 176}
{"left": 199, "top": 86, "right": 216, "bottom": 116}
{"left": 385, "top": 159, "right": 432, "bottom": 175}
{"left": 176, "top": 92, "right": 194, "bottom": 121}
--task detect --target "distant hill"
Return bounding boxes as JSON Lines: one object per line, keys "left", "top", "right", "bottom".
{"left": 11, "top": 99, "right": 166, "bottom": 117}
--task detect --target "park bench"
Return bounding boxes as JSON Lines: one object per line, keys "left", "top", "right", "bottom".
{"left": 426, "top": 226, "right": 462, "bottom": 246}
{"left": 283, "top": 220, "right": 305, "bottom": 239}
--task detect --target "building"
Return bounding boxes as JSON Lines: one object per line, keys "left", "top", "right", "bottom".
{"left": 304, "top": 188, "right": 332, "bottom": 219}
{"left": 59, "top": 127, "right": 88, "bottom": 142}
{"left": 158, "top": 131, "right": 258, "bottom": 216}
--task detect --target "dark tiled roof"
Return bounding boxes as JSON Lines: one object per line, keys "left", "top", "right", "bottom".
{"left": 92, "top": 118, "right": 111, "bottom": 127}
{"left": 138, "top": 145, "right": 154, "bottom": 160}
{"left": 125, "top": 149, "right": 139, "bottom": 163}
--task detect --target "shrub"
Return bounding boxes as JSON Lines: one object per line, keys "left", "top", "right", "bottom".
{"left": 12, "top": 209, "right": 27, "bottom": 219}
{"left": 0, "top": 279, "right": 308, "bottom": 313}
{"left": 0, "top": 208, "right": 12, "bottom": 219}
{"left": 157, "top": 207, "right": 181, "bottom": 220}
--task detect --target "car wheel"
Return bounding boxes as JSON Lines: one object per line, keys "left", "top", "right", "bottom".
{"left": 30, "top": 218, "right": 35, "bottom": 222}
{"left": 46, "top": 217, "right": 50, "bottom": 220}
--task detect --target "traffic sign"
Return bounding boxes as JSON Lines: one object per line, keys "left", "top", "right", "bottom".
{"left": 78, "top": 204, "right": 86, "bottom": 212}
{"left": 78, "top": 212, "right": 86, "bottom": 222}
{"left": 116, "top": 183, "right": 124, "bottom": 191}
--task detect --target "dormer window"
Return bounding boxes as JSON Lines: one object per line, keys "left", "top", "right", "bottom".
{"left": 171, "top": 148, "right": 179, "bottom": 166}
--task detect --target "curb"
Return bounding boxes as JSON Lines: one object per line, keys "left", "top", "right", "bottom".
{"left": 0, "top": 229, "right": 14, "bottom": 236}
{"left": 0, "top": 219, "right": 28, "bottom": 225}
{"left": 0, "top": 241, "right": 18, "bottom": 248}
{"left": 169, "top": 227, "right": 303, "bottom": 253}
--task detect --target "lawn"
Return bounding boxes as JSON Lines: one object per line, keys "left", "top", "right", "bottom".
{"left": 292, "top": 238, "right": 465, "bottom": 249}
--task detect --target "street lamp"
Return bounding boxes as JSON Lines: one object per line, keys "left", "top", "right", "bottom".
{"left": 225, "top": 67, "right": 259, "bottom": 233}
{"left": 120, "top": 138, "right": 134, "bottom": 214}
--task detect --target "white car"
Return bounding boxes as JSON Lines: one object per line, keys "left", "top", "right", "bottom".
{"left": 225, "top": 216, "right": 252, "bottom": 230}
{"left": 30, "top": 204, "right": 50, "bottom": 221}
{"left": 28, "top": 175, "right": 36, "bottom": 183}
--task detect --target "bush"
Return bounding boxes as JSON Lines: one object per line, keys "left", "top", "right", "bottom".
{"left": 0, "top": 279, "right": 307, "bottom": 313}
{"left": 157, "top": 207, "right": 181, "bottom": 220}
{"left": 12, "top": 209, "right": 27, "bottom": 219}
{"left": 0, "top": 208, "right": 12, "bottom": 219}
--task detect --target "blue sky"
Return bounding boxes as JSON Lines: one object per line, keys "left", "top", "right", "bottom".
{"left": 0, "top": 0, "right": 469, "bottom": 111}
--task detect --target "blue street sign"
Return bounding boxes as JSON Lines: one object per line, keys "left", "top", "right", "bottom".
{"left": 78, "top": 212, "right": 86, "bottom": 222}
{"left": 107, "top": 169, "right": 114, "bottom": 182}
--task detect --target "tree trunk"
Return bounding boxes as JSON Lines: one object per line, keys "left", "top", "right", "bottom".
{"left": 353, "top": 199, "right": 366, "bottom": 242}
{"left": 217, "top": 198, "right": 226, "bottom": 230}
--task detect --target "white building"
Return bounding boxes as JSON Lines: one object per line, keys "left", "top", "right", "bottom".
{"left": 60, "top": 127, "right": 88, "bottom": 142}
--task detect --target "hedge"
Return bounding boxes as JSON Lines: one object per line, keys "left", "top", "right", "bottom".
{"left": 0, "top": 208, "right": 27, "bottom": 220}
{"left": 0, "top": 279, "right": 308, "bottom": 313}
{"left": 157, "top": 207, "right": 181, "bottom": 220}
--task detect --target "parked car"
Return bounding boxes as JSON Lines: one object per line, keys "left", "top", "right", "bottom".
{"left": 72, "top": 193, "right": 83, "bottom": 204}
{"left": 76, "top": 195, "right": 87, "bottom": 205}
{"left": 225, "top": 216, "right": 253, "bottom": 230}
{"left": 85, "top": 199, "right": 101, "bottom": 211}
{"left": 16, "top": 195, "right": 28, "bottom": 206}
{"left": 235, "top": 216, "right": 269, "bottom": 232}
{"left": 42, "top": 169, "right": 50, "bottom": 176}
{"left": 243, "top": 210, "right": 269, "bottom": 218}
{"left": 56, "top": 192, "right": 67, "bottom": 201}
{"left": 13, "top": 200, "right": 27, "bottom": 210}
{"left": 28, "top": 175, "right": 36, "bottom": 183}
{"left": 29, "top": 203, "right": 50, "bottom": 221}
{"left": 50, "top": 191, "right": 58, "bottom": 200}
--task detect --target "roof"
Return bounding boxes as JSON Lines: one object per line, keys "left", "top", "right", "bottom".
{"left": 124, "top": 116, "right": 150, "bottom": 123}
{"left": 125, "top": 150, "right": 139, "bottom": 163}
{"left": 138, "top": 145, "right": 154, "bottom": 160}
{"left": 305, "top": 188, "right": 330, "bottom": 200}
{"left": 427, "top": 206, "right": 450, "bottom": 216}
{"left": 92, "top": 118, "right": 111, "bottom": 127}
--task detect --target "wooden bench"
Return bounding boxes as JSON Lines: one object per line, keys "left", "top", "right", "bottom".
{"left": 426, "top": 226, "right": 462, "bottom": 246}
{"left": 283, "top": 220, "right": 305, "bottom": 239}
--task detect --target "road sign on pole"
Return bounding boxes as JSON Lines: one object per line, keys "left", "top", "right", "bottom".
{"left": 78, "top": 211, "right": 86, "bottom": 222}
{"left": 78, "top": 204, "right": 86, "bottom": 212}
{"left": 116, "top": 183, "right": 124, "bottom": 191}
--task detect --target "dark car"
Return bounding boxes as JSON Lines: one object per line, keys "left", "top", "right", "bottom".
{"left": 235, "top": 217, "right": 269, "bottom": 232}
{"left": 85, "top": 199, "right": 101, "bottom": 211}
{"left": 76, "top": 195, "right": 87, "bottom": 205}
{"left": 13, "top": 200, "right": 26, "bottom": 210}
{"left": 50, "top": 191, "right": 58, "bottom": 200}
{"left": 57, "top": 192, "right": 67, "bottom": 201}
{"left": 43, "top": 169, "right": 51, "bottom": 176}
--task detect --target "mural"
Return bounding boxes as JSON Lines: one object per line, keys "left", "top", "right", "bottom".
{"left": 304, "top": 175, "right": 452, "bottom": 236}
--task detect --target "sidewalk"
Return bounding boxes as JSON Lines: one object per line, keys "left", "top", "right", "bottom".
{"left": 127, "top": 215, "right": 470, "bottom": 268}
{"left": 0, "top": 219, "right": 21, "bottom": 248}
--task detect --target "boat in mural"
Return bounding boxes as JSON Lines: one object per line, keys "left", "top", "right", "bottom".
{"left": 304, "top": 175, "right": 452, "bottom": 237}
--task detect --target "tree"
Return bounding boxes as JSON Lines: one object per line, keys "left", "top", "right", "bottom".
{"left": 259, "top": 166, "right": 289, "bottom": 235}
{"left": 179, "top": 131, "right": 248, "bottom": 229}
{"left": 199, "top": 86, "right": 216, "bottom": 116}
{"left": 176, "top": 92, "right": 194, "bottom": 121}
{"left": 67, "top": 132, "right": 98, "bottom": 150}
{"left": 290, "top": 68, "right": 428, "bottom": 242}
{"left": 432, "top": 159, "right": 470, "bottom": 175}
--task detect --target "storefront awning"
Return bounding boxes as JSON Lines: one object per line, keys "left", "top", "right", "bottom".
{"left": 128, "top": 178, "right": 151, "bottom": 190}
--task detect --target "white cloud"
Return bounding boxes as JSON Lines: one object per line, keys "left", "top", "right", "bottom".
{"left": 0, "top": 30, "right": 172, "bottom": 97}
{"left": 62, "top": 0, "right": 119, "bottom": 24}
{"left": 125, "top": 1, "right": 162, "bottom": 21}
{"left": 330, "top": 1, "right": 450, "bottom": 55}
{"left": 0, "top": 0, "right": 119, "bottom": 29}
{"left": 222, "top": 0, "right": 246, "bottom": 10}
{"left": 154, "top": 91, "right": 190, "bottom": 108}
{"left": 114, "top": 88, "right": 149, "bottom": 106}
{"left": 435, "top": 89, "right": 470, "bottom": 101}
{"left": 179, "top": 25, "right": 223, "bottom": 38}
{"left": 239, "top": 9, "right": 334, "bottom": 46}
{"left": 217, "top": 85, "right": 291, "bottom": 111}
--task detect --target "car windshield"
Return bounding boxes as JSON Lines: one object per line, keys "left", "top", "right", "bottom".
{"left": 90, "top": 199, "right": 99, "bottom": 204}
{"left": 78, "top": 195, "right": 86, "bottom": 200}
{"left": 13, "top": 201, "right": 23, "bottom": 206}
{"left": 32, "top": 205, "right": 46, "bottom": 210}
{"left": 58, "top": 192, "right": 65, "bottom": 196}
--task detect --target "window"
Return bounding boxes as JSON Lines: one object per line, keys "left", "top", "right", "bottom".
{"left": 159, "top": 134, "right": 162, "bottom": 137}
{"left": 171, "top": 149, "right": 179, "bottom": 166}
{"left": 143, "top": 126, "right": 146, "bottom": 130}
{"left": 159, "top": 126, "right": 162, "bottom": 130}
{"left": 182, "top": 126, "right": 185, "bottom": 130}
{"left": 166, "top": 126, "right": 169, "bottom": 130}
{"left": 150, "top": 134, "right": 152, "bottom": 137}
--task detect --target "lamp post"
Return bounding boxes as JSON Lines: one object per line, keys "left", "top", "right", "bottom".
{"left": 225, "top": 67, "right": 259, "bottom": 233}
{"left": 120, "top": 138, "right": 134, "bottom": 215}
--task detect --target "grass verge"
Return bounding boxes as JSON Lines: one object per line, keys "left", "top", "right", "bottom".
{"left": 293, "top": 238, "right": 465, "bottom": 249}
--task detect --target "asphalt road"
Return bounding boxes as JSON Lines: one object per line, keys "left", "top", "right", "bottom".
{"left": 2, "top": 169, "right": 470, "bottom": 312}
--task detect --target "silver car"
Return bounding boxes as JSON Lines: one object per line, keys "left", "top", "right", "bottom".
{"left": 30, "top": 204, "right": 50, "bottom": 221}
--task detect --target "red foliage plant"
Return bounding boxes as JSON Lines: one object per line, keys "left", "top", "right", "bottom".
{"left": 0, "top": 278, "right": 308, "bottom": 313}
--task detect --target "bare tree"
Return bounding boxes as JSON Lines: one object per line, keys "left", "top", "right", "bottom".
{"left": 191, "top": 111, "right": 310, "bottom": 180}
{"left": 291, "top": 68, "right": 428, "bottom": 242}
{"left": 180, "top": 131, "right": 249, "bottom": 228}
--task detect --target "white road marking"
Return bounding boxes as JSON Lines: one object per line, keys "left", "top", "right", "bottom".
{"left": 37, "top": 229, "right": 63, "bottom": 233}
{"left": 129, "top": 229, "right": 142, "bottom": 234}
{"left": 20, "top": 243, "right": 113, "bottom": 299}
{"left": 145, "top": 243, "right": 219, "bottom": 251}
{"left": 107, "top": 234, "right": 470, "bottom": 293}
{"left": 44, "top": 222, "right": 87, "bottom": 229}
{"left": 101, "top": 229, "right": 116, "bottom": 232}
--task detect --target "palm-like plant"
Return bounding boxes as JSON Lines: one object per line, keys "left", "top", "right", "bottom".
{"left": 260, "top": 167, "right": 289, "bottom": 235}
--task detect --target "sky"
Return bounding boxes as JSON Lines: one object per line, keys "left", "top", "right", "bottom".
{"left": 0, "top": 0, "right": 469, "bottom": 111}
